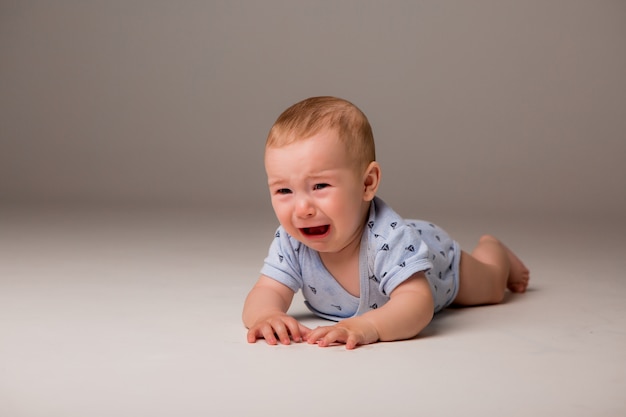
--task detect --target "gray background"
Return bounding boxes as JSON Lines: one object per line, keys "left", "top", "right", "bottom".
{"left": 2, "top": 1, "right": 625, "bottom": 218}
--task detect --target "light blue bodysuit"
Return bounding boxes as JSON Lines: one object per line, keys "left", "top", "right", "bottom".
{"left": 260, "top": 197, "right": 461, "bottom": 321}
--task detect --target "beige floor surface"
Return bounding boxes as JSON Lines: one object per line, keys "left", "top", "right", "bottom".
{"left": 1, "top": 206, "right": 624, "bottom": 417}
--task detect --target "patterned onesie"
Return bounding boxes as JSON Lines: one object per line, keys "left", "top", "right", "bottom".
{"left": 260, "top": 197, "right": 461, "bottom": 321}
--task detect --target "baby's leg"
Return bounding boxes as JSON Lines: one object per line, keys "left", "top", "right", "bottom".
{"left": 454, "top": 235, "right": 529, "bottom": 306}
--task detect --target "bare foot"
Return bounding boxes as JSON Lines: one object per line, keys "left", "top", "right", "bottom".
{"left": 504, "top": 244, "right": 530, "bottom": 293}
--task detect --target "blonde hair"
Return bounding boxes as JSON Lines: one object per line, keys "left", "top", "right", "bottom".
{"left": 266, "top": 96, "right": 376, "bottom": 169}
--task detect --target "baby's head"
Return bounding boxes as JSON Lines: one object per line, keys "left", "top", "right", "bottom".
{"left": 266, "top": 96, "right": 376, "bottom": 172}
{"left": 264, "top": 97, "right": 381, "bottom": 252}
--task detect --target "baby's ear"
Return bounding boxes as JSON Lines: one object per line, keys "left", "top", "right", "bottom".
{"left": 363, "top": 162, "right": 381, "bottom": 201}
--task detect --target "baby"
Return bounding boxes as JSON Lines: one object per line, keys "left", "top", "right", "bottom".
{"left": 243, "top": 96, "right": 529, "bottom": 349}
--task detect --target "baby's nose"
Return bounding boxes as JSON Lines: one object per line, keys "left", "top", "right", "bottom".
{"left": 295, "top": 196, "right": 315, "bottom": 217}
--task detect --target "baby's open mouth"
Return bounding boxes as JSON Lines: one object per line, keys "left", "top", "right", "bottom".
{"left": 301, "top": 225, "right": 330, "bottom": 236}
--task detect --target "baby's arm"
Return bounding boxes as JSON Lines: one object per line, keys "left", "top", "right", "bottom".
{"left": 306, "top": 272, "right": 434, "bottom": 349}
{"left": 243, "top": 275, "right": 311, "bottom": 345}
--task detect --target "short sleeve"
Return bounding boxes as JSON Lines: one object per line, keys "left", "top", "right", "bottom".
{"left": 260, "top": 227, "right": 304, "bottom": 293}
{"left": 373, "top": 224, "right": 433, "bottom": 296}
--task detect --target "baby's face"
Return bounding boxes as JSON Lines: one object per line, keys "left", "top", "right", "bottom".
{"left": 265, "top": 130, "right": 370, "bottom": 254}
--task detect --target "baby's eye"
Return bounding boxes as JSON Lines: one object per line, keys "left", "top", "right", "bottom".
{"left": 275, "top": 188, "right": 292, "bottom": 195}
{"left": 313, "top": 183, "right": 330, "bottom": 190}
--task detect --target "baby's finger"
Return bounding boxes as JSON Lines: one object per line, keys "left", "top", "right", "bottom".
{"left": 268, "top": 319, "right": 292, "bottom": 345}
{"left": 318, "top": 328, "right": 348, "bottom": 347}
{"left": 307, "top": 327, "right": 348, "bottom": 347}
{"left": 256, "top": 322, "right": 281, "bottom": 345}
{"left": 298, "top": 323, "right": 312, "bottom": 341}
{"left": 345, "top": 334, "right": 360, "bottom": 350}
{"left": 283, "top": 320, "right": 305, "bottom": 342}
{"left": 246, "top": 327, "right": 259, "bottom": 343}
{"left": 305, "top": 326, "right": 332, "bottom": 345}
{"left": 247, "top": 324, "right": 274, "bottom": 344}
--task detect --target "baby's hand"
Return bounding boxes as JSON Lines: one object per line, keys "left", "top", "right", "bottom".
{"left": 247, "top": 313, "right": 311, "bottom": 345}
{"left": 306, "top": 318, "right": 380, "bottom": 350}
